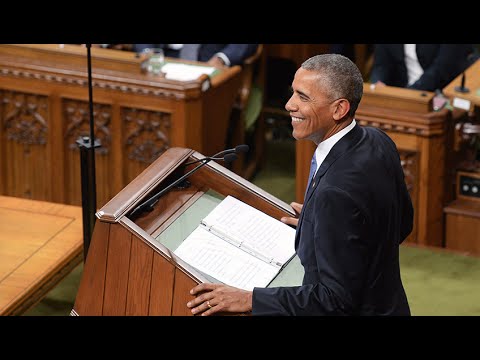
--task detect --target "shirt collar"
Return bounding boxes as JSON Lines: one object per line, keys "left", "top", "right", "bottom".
{"left": 313, "top": 119, "right": 356, "bottom": 173}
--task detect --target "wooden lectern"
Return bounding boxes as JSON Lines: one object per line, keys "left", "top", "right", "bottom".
{"left": 296, "top": 84, "right": 452, "bottom": 247}
{"left": 72, "top": 147, "right": 302, "bottom": 316}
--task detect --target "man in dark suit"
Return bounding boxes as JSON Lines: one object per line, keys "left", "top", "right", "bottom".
{"left": 186, "top": 53, "right": 413, "bottom": 316}
{"left": 370, "top": 44, "right": 475, "bottom": 91}
{"left": 132, "top": 44, "right": 258, "bottom": 67}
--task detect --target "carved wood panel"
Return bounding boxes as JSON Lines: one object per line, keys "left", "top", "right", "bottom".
{"left": 122, "top": 107, "right": 171, "bottom": 185}
{"left": 63, "top": 99, "right": 113, "bottom": 206}
{"left": 399, "top": 150, "right": 419, "bottom": 244}
{"left": 0, "top": 90, "right": 50, "bottom": 200}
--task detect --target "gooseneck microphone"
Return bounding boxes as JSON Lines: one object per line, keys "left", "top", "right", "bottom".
{"left": 129, "top": 146, "right": 247, "bottom": 219}
{"left": 184, "top": 144, "right": 249, "bottom": 166}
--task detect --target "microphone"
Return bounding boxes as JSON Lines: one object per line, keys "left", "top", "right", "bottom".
{"left": 129, "top": 151, "right": 238, "bottom": 219}
{"left": 455, "top": 72, "right": 470, "bottom": 93}
{"left": 184, "top": 144, "right": 249, "bottom": 166}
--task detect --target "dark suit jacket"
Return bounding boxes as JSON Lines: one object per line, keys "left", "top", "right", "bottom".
{"left": 196, "top": 44, "right": 258, "bottom": 66}
{"left": 132, "top": 44, "right": 258, "bottom": 66}
{"left": 252, "top": 124, "right": 413, "bottom": 315}
{"left": 370, "top": 44, "right": 474, "bottom": 91}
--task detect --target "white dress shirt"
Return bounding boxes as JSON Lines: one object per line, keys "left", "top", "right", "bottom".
{"left": 311, "top": 119, "right": 357, "bottom": 177}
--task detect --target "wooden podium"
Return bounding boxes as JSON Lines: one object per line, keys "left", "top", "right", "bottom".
{"left": 0, "top": 44, "right": 242, "bottom": 208}
{"left": 72, "top": 147, "right": 301, "bottom": 316}
{"left": 296, "top": 84, "right": 451, "bottom": 247}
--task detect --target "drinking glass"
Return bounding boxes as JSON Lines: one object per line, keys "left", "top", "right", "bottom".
{"left": 142, "top": 48, "right": 165, "bottom": 75}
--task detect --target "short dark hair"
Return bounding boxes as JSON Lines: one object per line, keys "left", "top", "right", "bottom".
{"left": 301, "top": 54, "right": 363, "bottom": 117}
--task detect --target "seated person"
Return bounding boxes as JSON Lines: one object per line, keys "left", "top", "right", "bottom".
{"left": 370, "top": 44, "right": 475, "bottom": 91}
{"left": 131, "top": 44, "right": 258, "bottom": 68}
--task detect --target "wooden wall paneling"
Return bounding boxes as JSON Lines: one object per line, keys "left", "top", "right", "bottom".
{"left": 399, "top": 150, "right": 419, "bottom": 244}
{"left": 50, "top": 93, "right": 65, "bottom": 203}
{"left": 62, "top": 99, "right": 115, "bottom": 207}
{"left": 103, "top": 224, "right": 132, "bottom": 315}
{"left": 416, "top": 135, "right": 445, "bottom": 246}
{"left": 446, "top": 213, "right": 480, "bottom": 255}
{"left": 91, "top": 102, "right": 114, "bottom": 208}
{"left": 0, "top": 90, "right": 4, "bottom": 194}
{"left": 149, "top": 251, "right": 175, "bottom": 315}
{"left": 387, "top": 132, "right": 420, "bottom": 244}
{"left": 445, "top": 200, "right": 480, "bottom": 255}
{"left": 173, "top": 99, "right": 202, "bottom": 154}
{"left": 122, "top": 105, "right": 173, "bottom": 186}
{"left": 2, "top": 91, "right": 50, "bottom": 201}
{"left": 110, "top": 102, "right": 123, "bottom": 198}
{"left": 125, "top": 237, "right": 154, "bottom": 315}
{"left": 73, "top": 221, "right": 111, "bottom": 316}
{"left": 62, "top": 99, "right": 87, "bottom": 206}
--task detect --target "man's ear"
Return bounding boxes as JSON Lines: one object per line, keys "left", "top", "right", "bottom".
{"left": 332, "top": 99, "right": 350, "bottom": 120}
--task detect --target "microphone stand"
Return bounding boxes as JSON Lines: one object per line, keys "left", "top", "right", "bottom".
{"left": 76, "top": 44, "right": 101, "bottom": 262}
{"left": 455, "top": 72, "right": 470, "bottom": 93}
{"left": 129, "top": 153, "right": 237, "bottom": 219}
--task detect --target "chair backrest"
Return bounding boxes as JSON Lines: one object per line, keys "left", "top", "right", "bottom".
{"left": 234, "top": 44, "right": 264, "bottom": 111}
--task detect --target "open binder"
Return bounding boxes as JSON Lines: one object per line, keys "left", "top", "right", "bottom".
{"left": 174, "top": 195, "right": 296, "bottom": 291}
{"left": 73, "top": 147, "right": 303, "bottom": 316}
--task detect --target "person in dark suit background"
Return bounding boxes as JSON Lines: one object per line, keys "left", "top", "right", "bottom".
{"left": 370, "top": 44, "right": 475, "bottom": 91}
{"left": 132, "top": 44, "right": 258, "bottom": 68}
{"left": 186, "top": 53, "right": 413, "bottom": 316}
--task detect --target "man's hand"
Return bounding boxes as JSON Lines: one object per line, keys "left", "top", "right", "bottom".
{"left": 372, "top": 80, "right": 386, "bottom": 89}
{"left": 280, "top": 201, "right": 303, "bottom": 227}
{"left": 207, "top": 56, "right": 227, "bottom": 69}
{"left": 187, "top": 283, "right": 252, "bottom": 316}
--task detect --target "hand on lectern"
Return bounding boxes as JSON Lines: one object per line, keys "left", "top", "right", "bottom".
{"left": 280, "top": 202, "right": 303, "bottom": 228}
{"left": 187, "top": 283, "right": 252, "bottom": 316}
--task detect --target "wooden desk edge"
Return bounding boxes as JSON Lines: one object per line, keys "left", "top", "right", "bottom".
{"left": 0, "top": 197, "right": 84, "bottom": 316}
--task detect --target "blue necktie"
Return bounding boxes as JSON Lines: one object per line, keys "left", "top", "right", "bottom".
{"left": 305, "top": 154, "right": 317, "bottom": 199}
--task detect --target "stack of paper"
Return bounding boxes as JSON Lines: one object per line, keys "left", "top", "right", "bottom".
{"left": 161, "top": 63, "right": 215, "bottom": 82}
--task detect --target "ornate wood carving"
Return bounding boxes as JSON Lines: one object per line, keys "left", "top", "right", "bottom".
{"left": 64, "top": 99, "right": 111, "bottom": 155}
{"left": 356, "top": 107, "right": 448, "bottom": 137}
{"left": 399, "top": 151, "right": 418, "bottom": 193}
{"left": 357, "top": 118, "right": 429, "bottom": 137}
{"left": 123, "top": 107, "right": 171, "bottom": 164}
{"left": 0, "top": 67, "right": 187, "bottom": 100}
{"left": 1, "top": 90, "right": 48, "bottom": 145}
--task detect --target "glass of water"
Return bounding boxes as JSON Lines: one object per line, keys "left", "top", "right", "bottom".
{"left": 142, "top": 48, "right": 165, "bottom": 75}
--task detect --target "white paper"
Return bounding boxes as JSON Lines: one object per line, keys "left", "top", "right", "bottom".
{"left": 161, "top": 63, "right": 215, "bottom": 82}
{"left": 202, "top": 196, "right": 296, "bottom": 266}
{"left": 174, "top": 227, "right": 278, "bottom": 291}
{"left": 174, "top": 196, "right": 296, "bottom": 290}
{"left": 452, "top": 97, "right": 471, "bottom": 111}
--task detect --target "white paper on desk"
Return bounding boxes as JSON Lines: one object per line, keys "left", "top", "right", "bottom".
{"left": 161, "top": 63, "right": 215, "bottom": 81}
{"left": 174, "top": 226, "right": 278, "bottom": 291}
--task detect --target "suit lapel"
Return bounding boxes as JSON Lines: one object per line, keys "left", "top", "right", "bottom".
{"left": 295, "top": 124, "right": 364, "bottom": 244}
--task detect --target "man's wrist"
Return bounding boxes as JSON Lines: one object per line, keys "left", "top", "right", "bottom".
{"left": 215, "top": 52, "right": 230, "bottom": 67}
